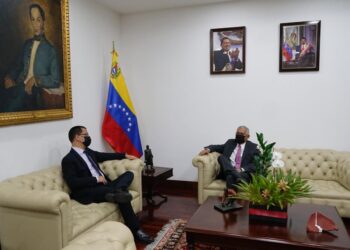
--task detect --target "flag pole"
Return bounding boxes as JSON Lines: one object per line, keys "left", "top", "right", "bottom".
{"left": 112, "top": 41, "right": 115, "bottom": 53}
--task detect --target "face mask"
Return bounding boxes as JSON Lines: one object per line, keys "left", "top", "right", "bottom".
{"left": 235, "top": 134, "right": 245, "bottom": 144}
{"left": 83, "top": 136, "right": 91, "bottom": 147}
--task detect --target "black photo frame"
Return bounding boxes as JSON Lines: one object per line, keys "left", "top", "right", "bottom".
{"left": 210, "top": 26, "right": 246, "bottom": 74}
{"left": 279, "top": 20, "right": 321, "bottom": 72}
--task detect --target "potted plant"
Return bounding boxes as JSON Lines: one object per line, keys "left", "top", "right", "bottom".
{"left": 236, "top": 133, "right": 311, "bottom": 225}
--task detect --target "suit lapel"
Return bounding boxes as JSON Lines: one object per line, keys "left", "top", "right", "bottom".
{"left": 70, "top": 148, "right": 90, "bottom": 171}
{"left": 241, "top": 141, "right": 251, "bottom": 164}
{"left": 228, "top": 140, "right": 237, "bottom": 157}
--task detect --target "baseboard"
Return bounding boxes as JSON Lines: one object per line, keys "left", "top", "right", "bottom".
{"left": 158, "top": 180, "right": 197, "bottom": 197}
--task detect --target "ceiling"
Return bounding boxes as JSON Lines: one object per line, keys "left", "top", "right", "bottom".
{"left": 94, "top": 0, "right": 235, "bottom": 14}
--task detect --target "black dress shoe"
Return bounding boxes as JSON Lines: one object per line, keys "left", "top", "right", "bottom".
{"left": 134, "top": 229, "right": 154, "bottom": 244}
{"left": 105, "top": 190, "right": 132, "bottom": 204}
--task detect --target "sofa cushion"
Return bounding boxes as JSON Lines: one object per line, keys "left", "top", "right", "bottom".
{"left": 71, "top": 201, "right": 118, "bottom": 238}
{"left": 71, "top": 190, "right": 139, "bottom": 238}
{"left": 305, "top": 179, "right": 350, "bottom": 200}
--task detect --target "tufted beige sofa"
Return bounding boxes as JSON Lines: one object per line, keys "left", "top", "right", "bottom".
{"left": 192, "top": 149, "right": 350, "bottom": 217}
{"left": 0, "top": 159, "right": 144, "bottom": 250}
{"left": 61, "top": 221, "right": 136, "bottom": 250}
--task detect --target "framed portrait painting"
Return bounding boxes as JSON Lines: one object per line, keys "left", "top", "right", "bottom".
{"left": 210, "top": 26, "right": 246, "bottom": 74}
{"left": 279, "top": 20, "right": 321, "bottom": 72}
{"left": 0, "top": 0, "right": 72, "bottom": 126}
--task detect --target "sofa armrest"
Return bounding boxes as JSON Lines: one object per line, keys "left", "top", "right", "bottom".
{"left": 0, "top": 187, "right": 70, "bottom": 213}
{"left": 0, "top": 187, "right": 71, "bottom": 249}
{"left": 192, "top": 152, "right": 220, "bottom": 203}
{"left": 100, "top": 159, "right": 144, "bottom": 192}
{"left": 337, "top": 153, "right": 350, "bottom": 190}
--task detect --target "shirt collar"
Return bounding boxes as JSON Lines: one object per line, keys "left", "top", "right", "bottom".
{"left": 72, "top": 146, "right": 85, "bottom": 155}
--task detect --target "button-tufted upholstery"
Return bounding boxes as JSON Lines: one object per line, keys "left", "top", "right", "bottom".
{"left": 0, "top": 159, "right": 144, "bottom": 250}
{"left": 62, "top": 221, "right": 136, "bottom": 250}
{"left": 192, "top": 149, "right": 350, "bottom": 217}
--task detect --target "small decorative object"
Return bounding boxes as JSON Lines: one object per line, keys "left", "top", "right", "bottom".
{"left": 144, "top": 145, "right": 154, "bottom": 173}
{"left": 210, "top": 26, "right": 246, "bottom": 74}
{"left": 307, "top": 211, "right": 338, "bottom": 237}
{"left": 214, "top": 188, "right": 243, "bottom": 213}
{"left": 279, "top": 20, "right": 321, "bottom": 72}
{"left": 236, "top": 133, "right": 311, "bottom": 225}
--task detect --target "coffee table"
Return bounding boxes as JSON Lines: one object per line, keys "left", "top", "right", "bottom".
{"left": 185, "top": 196, "right": 350, "bottom": 250}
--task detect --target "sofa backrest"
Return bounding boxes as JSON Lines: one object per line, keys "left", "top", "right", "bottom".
{"left": 0, "top": 166, "right": 70, "bottom": 193}
{"left": 278, "top": 149, "right": 338, "bottom": 181}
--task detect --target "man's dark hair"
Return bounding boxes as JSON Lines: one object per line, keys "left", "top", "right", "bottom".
{"left": 220, "top": 37, "right": 230, "bottom": 45}
{"left": 301, "top": 36, "right": 307, "bottom": 41}
{"left": 29, "top": 3, "right": 45, "bottom": 21}
{"left": 68, "top": 126, "right": 86, "bottom": 142}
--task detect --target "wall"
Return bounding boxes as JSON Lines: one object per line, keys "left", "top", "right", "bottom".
{"left": 120, "top": 0, "right": 350, "bottom": 181}
{"left": 0, "top": 0, "right": 120, "bottom": 181}
{"left": 1, "top": 0, "right": 349, "bottom": 182}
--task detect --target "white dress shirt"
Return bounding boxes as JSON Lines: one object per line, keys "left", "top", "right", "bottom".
{"left": 230, "top": 142, "right": 246, "bottom": 168}
{"left": 72, "top": 147, "right": 103, "bottom": 181}
{"left": 24, "top": 40, "right": 40, "bottom": 84}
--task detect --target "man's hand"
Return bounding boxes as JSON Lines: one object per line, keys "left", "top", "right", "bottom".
{"left": 4, "top": 76, "right": 15, "bottom": 89}
{"left": 199, "top": 148, "right": 210, "bottom": 155}
{"left": 97, "top": 176, "right": 107, "bottom": 184}
{"left": 24, "top": 77, "right": 36, "bottom": 95}
{"left": 126, "top": 154, "right": 138, "bottom": 160}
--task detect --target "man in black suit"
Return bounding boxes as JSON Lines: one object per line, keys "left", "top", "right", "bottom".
{"left": 199, "top": 126, "right": 259, "bottom": 195}
{"left": 213, "top": 37, "right": 231, "bottom": 71}
{"left": 61, "top": 125, "right": 153, "bottom": 243}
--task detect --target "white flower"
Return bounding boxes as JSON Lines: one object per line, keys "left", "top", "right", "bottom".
{"left": 272, "top": 159, "right": 285, "bottom": 168}
{"left": 272, "top": 151, "right": 282, "bottom": 161}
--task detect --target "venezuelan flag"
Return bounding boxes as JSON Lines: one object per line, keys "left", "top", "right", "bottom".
{"left": 102, "top": 51, "right": 143, "bottom": 157}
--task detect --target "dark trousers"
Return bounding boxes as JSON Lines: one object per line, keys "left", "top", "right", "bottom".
{"left": 90, "top": 171, "right": 139, "bottom": 233}
{"left": 217, "top": 155, "right": 250, "bottom": 191}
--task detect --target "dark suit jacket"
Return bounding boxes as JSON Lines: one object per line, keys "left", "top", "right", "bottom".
{"left": 206, "top": 139, "right": 259, "bottom": 174}
{"left": 61, "top": 148, "right": 125, "bottom": 204}
{"left": 214, "top": 50, "right": 230, "bottom": 71}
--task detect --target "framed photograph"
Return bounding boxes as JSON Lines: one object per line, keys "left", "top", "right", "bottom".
{"left": 210, "top": 26, "right": 246, "bottom": 74}
{"left": 279, "top": 20, "right": 321, "bottom": 72}
{"left": 0, "top": 0, "right": 72, "bottom": 126}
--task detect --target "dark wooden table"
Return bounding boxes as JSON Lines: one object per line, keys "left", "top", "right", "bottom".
{"left": 142, "top": 166, "right": 173, "bottom": 207}
{"left": 185, "top": 196, "right": 350, "bottom": 250}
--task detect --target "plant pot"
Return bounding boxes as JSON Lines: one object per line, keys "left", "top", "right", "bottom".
{"left": 248, "top": 203, "right": 288, "bottom": 225}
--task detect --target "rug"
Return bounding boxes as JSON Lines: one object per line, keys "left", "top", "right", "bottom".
{"left": 145, "top": 219, "right": 187, "bottom": 250}
{"left": 145, "top": 219, "right": 222, "bottom": 250}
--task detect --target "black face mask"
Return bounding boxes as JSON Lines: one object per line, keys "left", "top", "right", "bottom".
{"left": 235, "top": 134, "right": 245, "bottom": 144}
{"left": 83, "top": 136, "right": 91, "bottom": 147}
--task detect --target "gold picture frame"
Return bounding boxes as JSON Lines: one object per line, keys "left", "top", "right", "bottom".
{"left": 0, "top": 0, "right": 72, "bottom": 126}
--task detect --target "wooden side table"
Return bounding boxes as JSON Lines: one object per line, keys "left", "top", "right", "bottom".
{"left": 142, "top": 166, "right": 173, "bottom": 207}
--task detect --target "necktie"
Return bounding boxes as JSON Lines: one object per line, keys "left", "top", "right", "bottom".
{"left": 235, "top": 144, "right": 242, "bottom": 170}
{"left": 84, "top": 151, "right": 103, "bottom": 176}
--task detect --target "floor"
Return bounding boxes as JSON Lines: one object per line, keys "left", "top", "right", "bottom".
{"left": 136, "top": 194, "right": 350, "bottom": 250}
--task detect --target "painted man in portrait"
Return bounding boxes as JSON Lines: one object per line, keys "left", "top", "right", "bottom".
{"left": 0, "top": 3, "right": 61, "bottom": 112}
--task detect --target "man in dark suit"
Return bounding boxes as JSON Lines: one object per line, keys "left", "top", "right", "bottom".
{"left": 213, "top": 37, "right": 231, "bottom": 71}
{"left": 199, "top": 126, "right": 259, "bottom": 195}
{"left": 61, "top": 125, "right": 153, "bottom": 243}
